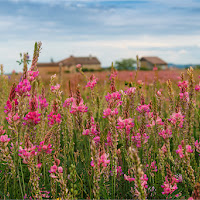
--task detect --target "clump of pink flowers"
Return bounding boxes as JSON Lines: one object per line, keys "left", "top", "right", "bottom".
{"left": 98, "top": 153, "right": 110, "bottom": 167}
{"left": 0, "top": 134, "right": 11, "bottom": 144}
{"left": 63, "top": 97, "right": 74, "bottom": 108}
{"left": 86, "top": 74, "right": 98, "bottom": 89}
{"left": 125, "top": 87, "right": 136, "bottom": 96}
{"left": 37, "top": 141, "right": 52, "bottom": 154}
{"left": 176, "top": 140, "right": 193, "bottom": 158}
{"left": 161, "top": 175, "right": 179, "bottom": 195}
{"left": 132, "top": 132, "right": 149, "bottom": 148}
{"left": 18, "top": 144, "right": 37, "bottom": 164}
{"left": 137, "top": 104, "right": 150, "bottom": 114}
{"left": 15, "top": 79, "right": 31, "bottom": 96}
{"left": 48, "top": 112, "right": 62, "bottom": 126}
{"left": 27, "top": 70, "right": 39, "bottom": 82}
{"left": 39, "top": 95, "right": 48, "bottom": 110}
{"left": 51, "top": 84, "right": 60, "bottom": 93}
{"left": 150, "top": 161, "right": 158, "bottom": 172}
{"left": 103, "top": 108, "right": 118, "bottom": 118}
{"left": 70, "top": 98, "right": 88, "bottom": 114}
{"left": 169, "top": 112, "right": 184, "bottom": 128}
{"left": 195, "top": 140, "right": 200, "bottom": 156}
{"left": 116, "top": 117, "right": 134, "bottom": 136}
{"left": 24, "top": 111, "right": 41, "bottom": 125}
{"left": 158, "top": 128, "right": 172, "bottom": 140}
{"left": 178, "top": 80, "right": 189, "bottom": 101}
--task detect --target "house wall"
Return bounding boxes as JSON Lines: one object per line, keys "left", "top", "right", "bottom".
{"left": 82, "top": 64, "right": 101, "bottom": 70}
{"left": 140, "top": 61, "right": 154, "bottom": 70}
{"left": 64, "top": 64, "right": 101, "bottom": 72}
{"left": 140, "top": 61, "right": 168, "bottom": 70}
{"left": 38, "top": 63, "right": 101, "bottom": 74}
{"left": 38, "top": 66, "right": 60, "bottom": 74}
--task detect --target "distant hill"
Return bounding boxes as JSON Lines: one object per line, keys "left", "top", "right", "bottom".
{"left": 168, "top": 63, "right": 200, "bottom": 69}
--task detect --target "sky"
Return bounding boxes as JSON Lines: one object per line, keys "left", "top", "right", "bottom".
{"left": 1, "top": 0, "right": 200, "bottom": 73}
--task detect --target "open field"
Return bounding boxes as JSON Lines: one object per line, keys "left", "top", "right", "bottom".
{"left": 0, "top": 43, "right": 200, "bottom": 199}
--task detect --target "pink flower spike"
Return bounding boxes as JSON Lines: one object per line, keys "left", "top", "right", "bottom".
{"left": 37, "top": 163, "right": 42, "bottom": 168}
{"left": 76, "top": 64, "right": 82, "bottom": 69}
{"left": 186, "top": 145, "right": 193, "bottom": 153}
{"left": 58, "top": 166, "right": 63, "bottom": 173}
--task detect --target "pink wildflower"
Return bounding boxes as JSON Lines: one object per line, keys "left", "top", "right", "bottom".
{"left": 70, "top": 98, "right": 88, "bottom": 114}
{"left": 39, "top": 95, "right": 48, "bottom": 110}
{"left": 109, "top": 70, "right": 118, "bottom": 80}
{"left": 24, "top": 111, "right": 41, "bottom": 125}
{"left": 103, "top": 108, "right": 118, "bottom": 118}
{"left": 161, "top": 175, "right": 179, "bottom": 195}
{"left": 49, "top": 165, "right": 58, "bottom": 173}
{"left": 125, "top": 87, "right": 136, "bottom": 96}
{"left": 58, "top": 166, "right": 63, "bottom": 173}
{"left": 0, "top": 135, "right": 11, "bottom": 143}
{"left": 63, "top": 97, "right": 74, "bottom": 108}
{"left": 158, "top": 128, "right": 172, "bottom": 140}
{"left": 48, "top": 112, "right": 62, "bottom": 126}
{"left": 6, "top": 113, "right": 20, "bottom": 125}
{"left": 124, "top": 174, "right": 135, "bottom": 182}
{"left": 98, "top": 153, "right": 110, "bottom": 167}
{"left": 195, "top": 84, "right": 200, "bottom": 91}
{"left": 27, "top": 70, "right": 39, "bottom": 81}
{"left": 86, "top": 74, "right": 98, "bottom": 90}
{"left": 76, "top": 64, "right": 82, "bottom": 69}
{"left": 51, "top": 84, "right": 60, "bottom": 92}
{"left": 176, "top": 145, "right": 184, "bottom": 158}
{"left": 137, "top": 104, "right": 150, "bottom": 113}
{"left": 15, "top": 79, "right": 31, "bottom": 96}
{"left": 186, "top": 145, "right": 193, "bottom": 153}
{"left": 117, "top": 117, "right": 134, "bottom": 135}
{"left": 4, "top": 99, "right": 18, "bottom": 114}
{"left": 169, "top": 112, "right": 184, "bottom": 128}
{"left": 150, "top": 161, "right": 158, "bottom": 172}
{"left": 132, "top": 132, "right": 149, "bottom": 148}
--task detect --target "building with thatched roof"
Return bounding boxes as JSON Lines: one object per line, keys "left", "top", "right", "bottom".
{"left": 37, "top": 55, "right": 101, "bottom": 74}
{"left": 140, "top": 56, "right": 168, "bottom": 70}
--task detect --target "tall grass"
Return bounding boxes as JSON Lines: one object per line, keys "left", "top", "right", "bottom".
{"left": 0, "top": 42, "right": 200, "bottom": 199}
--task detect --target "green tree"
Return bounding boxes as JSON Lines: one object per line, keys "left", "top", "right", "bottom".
{"left": 115, "top": 58, "right": 136, "bottom": 70}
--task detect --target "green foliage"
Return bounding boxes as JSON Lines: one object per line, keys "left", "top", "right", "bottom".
{"left": 115, "top": 58, "right": 136, "bottom": 70}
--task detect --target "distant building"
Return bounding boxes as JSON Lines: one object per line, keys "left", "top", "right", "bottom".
{"left": 37, "top": 55, "right": 101, "bottom": 74}
{"left": 140, "top": 56, "right": 168, "bottom": 70}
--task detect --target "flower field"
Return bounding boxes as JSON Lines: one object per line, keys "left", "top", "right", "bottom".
{"left": 0, "top": 42, "right": 200, "bottom": 199}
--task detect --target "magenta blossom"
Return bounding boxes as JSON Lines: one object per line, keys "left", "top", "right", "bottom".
{"left": 4, "top": 99, "right": 18, "bottom": 114}
{"left": 27, "top": 70, "right": 39, "bottom": 81}
{"left": 39, "top": 95, "right": 48, "bottom": 110}
{"left": 137, "top": 104, "right": 150, "bottom": 113}
{"left": 48, "top": 112, "right": 62, "bottom": 126}
{"left": 86, "top": 74, "right": 98, "bottom": 90}
{"left": 0, "top": 135, "right": 11, "bottom": 143}
{"left": 150, "top": 161, "right": 158, "bottom": 172}
{"left": 103, "top": 108, "right": 118, "bottom": 118}
{"left": 158, "top": 128, "right": 172, "bottom": 140}
{"left": 161, "top": 175, "right": 179, "bottom": 195}
{"left": 125, "top": 87, "right": 136, "bottom": 96}
{"left": 124, "top": 174, "right": 135, "bottom": 182}
{"left": 15, "top": 79, "right": 31, "bottom": 96}
{"left": 98, "top": 153, "right": 110, "bottom": 167}
{"left": 63, "top": 97, "right": 74, "bottom": 108}
{"left": 169, "top": 112, "right": 184, "bottom": 128}
{"left": 70, "top": 98, "right": 88, "bottom": 114}
{"left": 51, "top": 84, "right": 60, "bottom": 93}
{"left": 116, "top": 117, "right": 134, "bottom": 135}
{"left": 24, "top": 111, "right": 41, "bottom": 125}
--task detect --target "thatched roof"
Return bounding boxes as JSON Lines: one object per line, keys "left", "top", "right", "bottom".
{"left": 59, "top": 56, "right": 101, "bottom": 66}
{"left": 140, "top": 56, "right": 167, "bottom": 65}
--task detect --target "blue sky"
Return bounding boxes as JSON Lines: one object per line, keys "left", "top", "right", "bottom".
{"left": 1, "top": 0, "right": 200, "bottom": 73}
